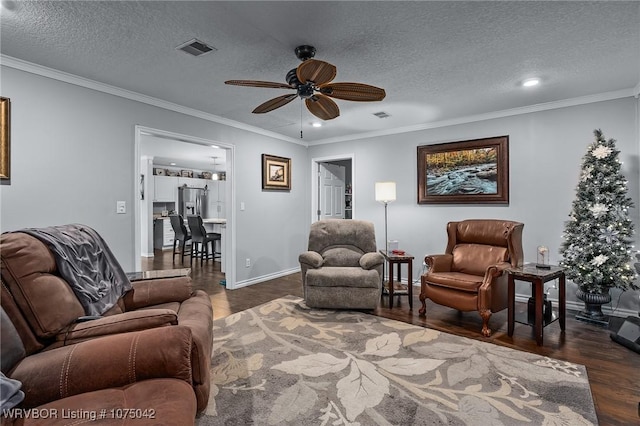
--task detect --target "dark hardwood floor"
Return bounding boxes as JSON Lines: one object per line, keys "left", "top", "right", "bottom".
{"left": 143, "top": 250, "right": 639, "bottom": 425}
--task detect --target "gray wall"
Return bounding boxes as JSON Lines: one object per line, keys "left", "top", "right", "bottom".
{"left": 0, "top": 66, "right": 308, "bottom": 284}
{"left": 307, "top": 97, "right": 640, "bottom": 313}
{"left": 2, "top": 64, "right": 638, "bottom": 312}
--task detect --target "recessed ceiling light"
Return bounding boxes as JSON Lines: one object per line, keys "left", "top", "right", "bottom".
{"left": 170, "top": 162, "right": 176, "bottom": 166}
{"left": 522, "top": 78, "right": 540, "bottom": 87}
{"left": 210, "top": 145, "right": 219, "bottom": 149}
{"left": 0, "top": 1, "right": 17, "bottom": 11}
{"left": 312, "top": 122, "right": 322, "bottom": 128}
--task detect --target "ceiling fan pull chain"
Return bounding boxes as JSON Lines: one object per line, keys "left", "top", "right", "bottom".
{"left": 300, "top": 100, "right": 303, "bottom": 139}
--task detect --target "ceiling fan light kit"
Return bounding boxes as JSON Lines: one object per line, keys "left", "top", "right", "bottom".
{"left": 294, "top": 45, "right": 316, "bottom": 61}
{"left": 225, "top": 45, "right": 386, "bottom": 121}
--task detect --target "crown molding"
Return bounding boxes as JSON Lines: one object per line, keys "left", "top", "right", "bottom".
{"left": 3, "top": 55, "right": 635, "bottom": 148}
{"left": 0, "top": 55, "right": 305, "bottom": 146}
{"left": 309, "top": 88, "right": 637, "bottom": 146}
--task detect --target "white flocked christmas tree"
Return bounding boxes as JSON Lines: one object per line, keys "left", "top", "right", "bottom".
{"left": 559, "top": 129, "right": 638, "bottom": 300}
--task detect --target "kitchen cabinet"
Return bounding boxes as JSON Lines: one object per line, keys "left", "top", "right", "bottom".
{"left": 154, "top": 176, "right": 178, "bottom": 202}
{"left": 153, "top": 217, "right": 175, "bottom": 249}
{"left": 207, "top": 181, "right": 225, "bottom": 201}
{"left": 178, "top": 177, "right": 208, "bottom": 189}
{"left": 208, "top": 181, "right": 226, "bottom": 218}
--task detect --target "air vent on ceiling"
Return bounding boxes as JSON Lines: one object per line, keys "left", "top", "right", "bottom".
{"left": 176, "top": 38, "right": 216, "bottom": 57}
{"left": 373, "top": 111, "right": 391, "bottom": 119}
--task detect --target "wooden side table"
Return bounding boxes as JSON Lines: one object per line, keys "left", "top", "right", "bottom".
{"left": 379, "top": 250, "right": 414, "bottom": 310}
{"left": 507, "top": 263, "right": 566, "bottom": 345}
{"left": 126, "top": 268, "right": 191, "bottom": 282}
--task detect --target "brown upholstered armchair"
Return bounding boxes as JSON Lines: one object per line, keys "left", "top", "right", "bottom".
{"left": 299, "top": 220, "right": 384, "bottom": 310}
{"left": 419, "top": 219, "right": 524, "bottom": 337}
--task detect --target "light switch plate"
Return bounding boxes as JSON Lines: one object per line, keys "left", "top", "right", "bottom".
{"left": 116, "top": 201, "right": 126, "bottom": 214}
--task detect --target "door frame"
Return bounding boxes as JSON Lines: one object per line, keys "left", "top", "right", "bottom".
{"left": 134, "top": 125, "right": 237, "bottom": 289}
{"left": 310, "top": 153, "right": 355, "bottom": 223}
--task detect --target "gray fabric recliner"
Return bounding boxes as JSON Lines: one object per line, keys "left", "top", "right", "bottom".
{"left": 299, "top": 220, "right": 384, "bottom": 309}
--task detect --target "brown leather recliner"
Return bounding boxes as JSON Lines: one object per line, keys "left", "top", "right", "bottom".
{"left": 1, "top": 290, "right": 198, "bottom": 425}
{"left": 419, "top": 219, "right": 524, "bottom": 337}
{"left": 0, "top": 231, "right": 213, "bottom": 413}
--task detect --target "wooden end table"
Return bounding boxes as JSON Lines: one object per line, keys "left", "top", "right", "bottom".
{"left": 379, "top": 250, "right": 414, "bottom": 310}
{"left": 126, "top": 268, "right": 191, "bottom": 282}
{"left": 507, "top": 263, "right": 566, "bottom": 345}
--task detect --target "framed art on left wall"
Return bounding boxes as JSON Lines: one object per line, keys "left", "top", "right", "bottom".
{"left": 1, "top": 97, "right": 10, "bottom": 180}
{"left": 262, "top": 154, "right": 291, "bottom": 190}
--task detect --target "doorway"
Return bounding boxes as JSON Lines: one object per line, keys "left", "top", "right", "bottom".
{"left": 311, "top": 154, "right": 354, "bottom": 223}
{"left": 134, "top": 126, "right": 237, "bottom": 289}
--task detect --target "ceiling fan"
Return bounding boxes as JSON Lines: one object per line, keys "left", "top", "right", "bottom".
{"left": 225, "top": 45, "right": 386, "bottom": 121}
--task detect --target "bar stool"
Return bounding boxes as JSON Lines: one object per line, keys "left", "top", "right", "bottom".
{"left": 187, "top": 215, "right": 221, "bottom": 266}
{"left": 169, "top": 214, "right": 191, "bottom": 264}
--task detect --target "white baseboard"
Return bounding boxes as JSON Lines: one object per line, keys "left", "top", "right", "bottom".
{"left": 238, "top": 273, "right": 637, "bottom": 318}
{"left": 234, "top": 267, "right": 301, "bottom": 289}
{"left": 408, "top": 282, "right": 636, "bottom": 318}
{"left": 513, "top": 295, "right": 637, "bottom": 319}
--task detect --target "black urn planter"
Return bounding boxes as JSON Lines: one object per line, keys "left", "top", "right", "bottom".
{"left": 575, "top": 289, "right": 611, "bottom": 326}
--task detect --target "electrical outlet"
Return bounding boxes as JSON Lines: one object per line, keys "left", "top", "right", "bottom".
{"left": 116, "top": 201, "right": 126, "bottom": 214}
{"left": 245, "top": 258, "right": 251, "bottom": 268}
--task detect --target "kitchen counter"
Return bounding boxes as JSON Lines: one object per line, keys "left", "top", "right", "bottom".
{"left": 180, "top": 217, "right": 226, "bottom": 224}
{"left": 202, "top": 218, "right": 226, "bottom": 224}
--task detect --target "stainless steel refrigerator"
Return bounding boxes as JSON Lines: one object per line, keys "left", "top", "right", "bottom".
{"left": 178, "top": 186, "right": 208, "bottom": 218}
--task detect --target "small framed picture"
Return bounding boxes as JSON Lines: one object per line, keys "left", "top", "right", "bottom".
{"left": 262, "top": 154, "right": 291, "bottom": 191}
{"left": 154, "top": 168, "right": 166, "bottom": 176}
{"left": 181, "top": 169, "right": 193, "bottom": 178}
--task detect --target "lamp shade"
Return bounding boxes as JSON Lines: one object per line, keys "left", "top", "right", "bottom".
{"left": 375, "top": 182, "right": 396, "bottom": 203}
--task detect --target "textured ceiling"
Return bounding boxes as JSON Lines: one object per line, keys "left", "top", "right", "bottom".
{"left": 1, "top": 1, "right": 639, "bottom": 144}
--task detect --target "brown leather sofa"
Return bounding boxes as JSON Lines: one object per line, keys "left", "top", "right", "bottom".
{"left": 1, "top": 299, "right": 198, "bottom": 425}
{"left": 419, "top": 219, "right": 524, "bottom": 337}
{"left": 0, "top": 231, "right": 213, "bottom": 414}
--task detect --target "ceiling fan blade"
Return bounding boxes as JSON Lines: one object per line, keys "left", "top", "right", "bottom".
{"left": 252, "top": 94, "right": 298, "bottom": 114}
{"left": 296, "top": 60, "right": 337, "bottom": 85}
{"left": 319, "top": 82, "right": 386, "bottom": 102}
{"left": 225, "top": 80, "right": 293, "bottom": 89}
{"left": 305, "top": 94, "right": 339, "bottom": 120}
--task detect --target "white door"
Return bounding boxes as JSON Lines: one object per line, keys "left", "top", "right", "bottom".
{"left": 319, "top": 163, "right": 345, "bottom": 220}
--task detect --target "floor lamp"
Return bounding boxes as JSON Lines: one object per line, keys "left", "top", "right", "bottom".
{"left": 375, "top": 182, "right": 396, "bottom": 252}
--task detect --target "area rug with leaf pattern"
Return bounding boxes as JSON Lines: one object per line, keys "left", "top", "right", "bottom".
{"left": 196, "top": 296, "right": 597, "bottom": 425}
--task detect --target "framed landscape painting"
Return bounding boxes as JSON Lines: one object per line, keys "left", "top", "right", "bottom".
{"left": 262, "top": 154, "right": 291, "bottom": 190}
{"left": 417, "top": 136, "right": 509, "bottom": 204}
